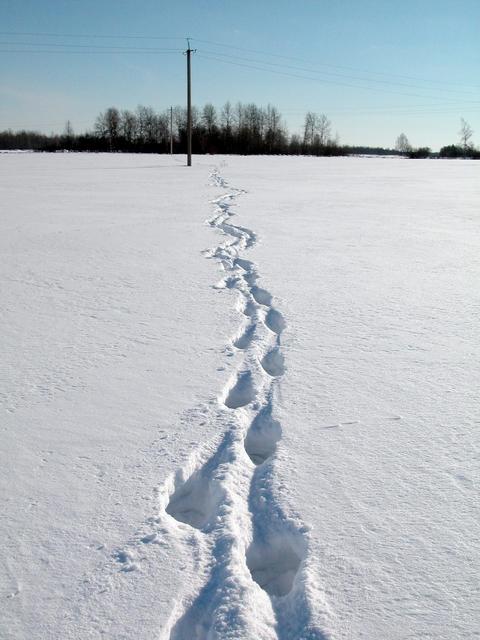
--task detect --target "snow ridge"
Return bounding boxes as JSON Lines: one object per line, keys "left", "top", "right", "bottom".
{"left": 161, "top": 170, "right": 328, "bottom": 639}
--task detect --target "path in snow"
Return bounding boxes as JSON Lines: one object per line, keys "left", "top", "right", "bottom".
{"left": 99, "top": 169, "right": 328, "bottom": 639}
{"left": 161, "top": 171, "right": 327, "bottom": 639}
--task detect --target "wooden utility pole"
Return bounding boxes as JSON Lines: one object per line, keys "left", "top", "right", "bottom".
{"left": 185, "top": 38, "right": 196, "bottom": 166}
{"left": 170, "top": 106, "right": 173, "bottom": 155}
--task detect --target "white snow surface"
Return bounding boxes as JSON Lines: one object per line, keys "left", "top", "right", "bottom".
{"left": 1, "top": 153, "right": 480, "bottom": 639}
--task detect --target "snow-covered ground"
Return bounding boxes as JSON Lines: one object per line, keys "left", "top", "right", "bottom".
{"left": 1, "top": 153, "right": 479, "bottom": 639}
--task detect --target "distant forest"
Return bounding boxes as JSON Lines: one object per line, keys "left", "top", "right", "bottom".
{"left": 0, "top": 102, "right": 478, "bottom": 158}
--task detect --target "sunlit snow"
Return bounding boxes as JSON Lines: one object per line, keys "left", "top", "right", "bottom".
{"left": 1, "top": 153, "right": 479, "bottom": 639}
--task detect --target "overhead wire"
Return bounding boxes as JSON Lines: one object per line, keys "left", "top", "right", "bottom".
{"left": 192, "top": 37, "right": 480, "bottom": 91}
{"left": 199, "top": 49, "right": 479, "bottom": 98}
{"left": 0, "top": 41, "right": 184, "bottom": 51}
{"left": 1, "top": 31, "right": 478, "bottom": 91}
{"left": 281, "top": 103, "right": 476, "bottom": 113}
{"left": 1, "top": 31, "right": 478, "bottom": 124}
{"left": 0, "top": 31, "right": 185, "bottom": 40}
{"left": 0, "top": 49, "right": 182, "bottom": 54}
{"left": 196, "top": 53, "right": 480, "bottom": 104}
{"left": 0, "top": 119, "right": 93, "bottom": 128}
{"left": 2, "top": 31, "right": 478, "bottom": 93}
{"left": 281, "top": 107, "right": 479, "bottom": 116}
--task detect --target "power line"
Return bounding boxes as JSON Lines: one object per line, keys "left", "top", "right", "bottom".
{"left": 281, "top": 102, "right": 479, "bottom": 112}
{"left": 2, "top": 31, "right": 477, "bottom": 91}
{"left": 0, "top": 49, "right": 182, "bottom": 54}
{"left": 196, "top": 53, "right": 480, "bottom": 104}
{"left": 0, "top": 41, "right": 184, "bottom": 51}
{"left": 295, "top": 107, "right": 480, "bottom": 118}
{"left": 281, "top": 105, "right": 480, "bottom": 115}
{"left": 0, "top": 120, "right": 93, "bottom": 128}
{"left": 192, "top": 37, "right": 480, "bottom": 91}
{"left": 200, "top": 49, "right": 479, "bottom": 98}
{"left": 2, "top": 31, "right": 478, "bottom": 130}
{"left": 0, "top": 31, "right": 184, "bottom": 40}
{"left": 3, "top": 31, "right": 478, "bottom": 92}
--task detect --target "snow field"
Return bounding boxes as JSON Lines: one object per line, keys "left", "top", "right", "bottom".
{"left": 2, "top": 153, "right": 480, "bottom": 640}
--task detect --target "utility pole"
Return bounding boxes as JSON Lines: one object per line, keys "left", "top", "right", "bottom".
{"left": 185, "top": 38, "right": 196, "bottom": 166}
{"left": 170, "top": 106, "right": 173, "bottom": 155}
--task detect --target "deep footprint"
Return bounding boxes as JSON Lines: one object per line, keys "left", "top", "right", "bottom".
{"left": 165, "top": 470, "right": 217, "bottom": 529}
{"left": 234, "top": 323, "right": 256, "bottom": 350}
{"left": 242, "top": 300, "right": 256, "bottom": 317}
{"left": 244, "top": 403, "right": 282, "bottom": 465}
{"left": 246, "top": 536, "right": 302, "bottom": 597}
{"left": 242, "top": 271, "right": 257, "bottom": 287}
{"left": 224, "top": 371, "right": 256, "bottom": 409}
{"left": 251, "top": 286, "right": 273, "bottom": 306}
{"left": 235, "top": 258, "right": 255, "bottom": 273}
{"left": 265, "top": 308, "right": 286, "bottom": 335}
{"left": 261, "top": 347, "right": 285, "bottom": 377}
{"left": 164, "top": 431, "right": 237, "bottom": 530}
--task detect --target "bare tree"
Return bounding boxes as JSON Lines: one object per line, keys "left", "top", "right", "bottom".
{"left": 235, "top": 102, "right": 245, "bottom": 133}
{"left": 120, "top": 110, "right": 136, "bottom": 143}
{"left": 264, "top": 104, "right": 286, "bottom": 152}
{"left": 94, "top": 107, "right": 120, "bottom": 149}
{"left": 136, "top": 105, "right": 158, "bottom": 142}
{"left": 173, "top": 106, "right": 187, "bottom": 136}
{"left": 94, "top": 112, "right": 107, "bottom": 138}
{"left": 220, "top": 101, "right": 235, "bottom": 152}
{"left": 303, "top": 112, "right": 316, "bottom": 146}
{"left": 220, "top": 101, "right": 234, "bottom": 131}
{"left": 303, "top": 112, "right": 332, "bottom": 148}
{"left": 459, "top": 118, "right": 473, "bottom": 154}
{"left": 202, "top": 103, "right": 217, "bottom": 135}
{"left": 156, "top": 112, "right": 170, "bottom": 145}
{"left": 396, "top": 133, "right": 412, "bottom": 154}
{"left": 105, "top": 107, "right": 120, "bottom": 142}
{"left": 316, "top": 114, "right": 331, "bottom": 146}
{"left": 244, "top": 103, "right": 263, "bottom": 135}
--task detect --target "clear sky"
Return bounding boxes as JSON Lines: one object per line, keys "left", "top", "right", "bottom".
{"left": 0, "top": 0, "right": 479, "bottom": 149}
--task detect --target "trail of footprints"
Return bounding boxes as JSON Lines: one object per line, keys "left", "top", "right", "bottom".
{"left": 162, "top": 171, "right": 318, "bottom": 639}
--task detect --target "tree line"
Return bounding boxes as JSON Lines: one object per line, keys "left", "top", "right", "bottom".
{"left": 0, "top": 102, "right": 382, "bottom": 156}
{"left": 395, "top": 118, "right": 480, "bottom": 159}
{"left": 1, "top": 104, "right": 477, "bottom": 158}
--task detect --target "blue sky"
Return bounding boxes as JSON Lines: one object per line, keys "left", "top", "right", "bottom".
{"left": 0, "top": 0, "right": 479, "bottom": 149}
